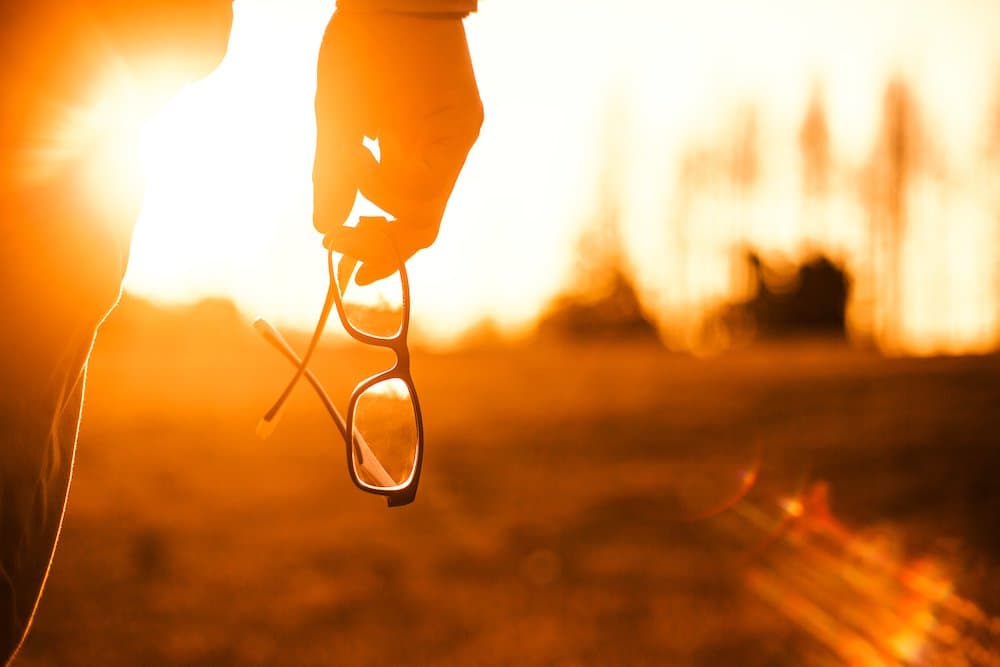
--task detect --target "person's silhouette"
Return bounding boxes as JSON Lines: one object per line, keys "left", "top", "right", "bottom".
{"left": 0, "top": 3, "right": 233, "bottom": 662}
{"left": 0, "top": 2, "right": 480, "bottom": 663}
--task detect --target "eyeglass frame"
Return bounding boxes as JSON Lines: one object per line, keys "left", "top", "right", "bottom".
{"left": 256, "top": 235, "right": 424, "bottom": 508}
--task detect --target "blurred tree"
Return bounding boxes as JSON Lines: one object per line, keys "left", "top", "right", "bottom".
{"left": 536, "top": 92, "right": 658, "bottom": 343}
{"left": 659, "top": 106, "right": 760, "bottom": 349}
{"left": 799, "top": 85, "right": 831, "bottom": 200}
{"left": 990, "top": 89, "right": 1000, "bottom": 313}
{"left": 574, "top": 90, "right": 628, "bottom": 297}
{"left": 863, "top": 77, "right": 928, "bottom": 345}
{"left": 727, "top": 105, "right": 760, "bottom": 200}
{"left": 721, "top": 105, "right": 761, "bottom": 242}
{"left": 799, "top": 84, "right": 832, "bottom": 244}
{"left": 667, "top": 146, "right": 714, "bottom": 309}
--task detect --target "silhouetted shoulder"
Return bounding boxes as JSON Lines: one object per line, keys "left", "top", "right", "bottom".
{"left": 88, "top": 0, "right": 233, "bottom": 83}
{"left": 0, "top": 1, "right": 232, "bottom": 103}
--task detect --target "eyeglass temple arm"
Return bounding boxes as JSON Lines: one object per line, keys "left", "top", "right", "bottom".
{"left": 259, "top": 247, "right": 342, "bottom": 430}
{"left": 252, "top": 318, "right": 395, "bottom": 488}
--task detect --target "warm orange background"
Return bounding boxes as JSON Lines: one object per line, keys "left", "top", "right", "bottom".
{"left": 121, "top": 0, "right": 1000, "bottom": 354}
{"left": 12, "top": 4, "right": 1000, "bottom": 665}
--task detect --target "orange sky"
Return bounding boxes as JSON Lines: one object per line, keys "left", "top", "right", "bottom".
{"left": 122, "top": 0, "right": 1000, "bottom": 352}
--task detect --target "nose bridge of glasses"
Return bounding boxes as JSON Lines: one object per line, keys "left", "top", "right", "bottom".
{"left": 392, "top": 339, "right": 410, "bottom": 373}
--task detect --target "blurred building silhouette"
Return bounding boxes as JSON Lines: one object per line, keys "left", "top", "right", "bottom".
{"left": 709, "top": 250, "right": 851, "bottom": 341}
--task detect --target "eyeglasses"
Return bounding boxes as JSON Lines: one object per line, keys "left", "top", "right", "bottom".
{"left": 254, "top": 229, "right": 424, "bottom": 507}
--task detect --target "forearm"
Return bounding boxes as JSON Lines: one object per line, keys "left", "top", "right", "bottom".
{"left": 0, "top": 189, "right": 125, "bottom": 666}
{"left": 1, "top": 355, "right": 89, "bottom": 667}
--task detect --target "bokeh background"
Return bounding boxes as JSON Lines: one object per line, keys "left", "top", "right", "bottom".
{"left": 18, "top": 0, "right": 1000, "bottom": 665}
{"left": 123, "top": 0, "right": 1000, "bottom": 355}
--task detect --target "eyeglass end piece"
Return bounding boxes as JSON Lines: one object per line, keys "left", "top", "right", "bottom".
{"left": 387, "top": 489, "right": 416, "bottom": 508}
{"left": 256, "top": 416, "right": 279, "bottom": 440}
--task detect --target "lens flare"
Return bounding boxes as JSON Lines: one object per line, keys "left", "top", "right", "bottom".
{"left": 745, "top": 481, "right": 1000, "bottom": 666}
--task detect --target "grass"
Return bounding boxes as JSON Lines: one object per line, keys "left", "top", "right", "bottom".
{"left": 14, "top": 298, "right": 1000, "bottom": 666}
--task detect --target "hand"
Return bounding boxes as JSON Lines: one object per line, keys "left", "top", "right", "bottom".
{"left": 313, "top": 11, "right": 483, "bottom": 285}
{"left": 326, "top": 215, "right": 403, "bottom": 288}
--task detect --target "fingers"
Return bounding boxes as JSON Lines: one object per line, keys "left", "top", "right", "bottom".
{"left": 353, "top": 90, "right": 483, "bottom": 265}
{"left": 355, "top": 261, "right": 390, "bottom": 287}
{"left": 356, "top": 102, "right": 482, "bottom": 221}
{"left": 324, "top": 217, "right": 402, "bottom": 286}
{"left": 323, "top": 224, "right": 379, "bottom": 262}
{"left": 312, "top": 15, "right": 371, "bottom": 234}
{"left": 312, "top": 137, "right": 365, "bottom": 235}
{"left": 349, "top": 14, "right": 482, "bottom": 240}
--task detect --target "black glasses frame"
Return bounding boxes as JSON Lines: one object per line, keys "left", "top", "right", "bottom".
{"left": 256, "top": 240, "right": 423, "bottom": 507}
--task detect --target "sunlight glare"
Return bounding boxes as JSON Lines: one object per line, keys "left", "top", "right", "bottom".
{"left": 122, "top": 0, "right": 1000, "bottom": 352}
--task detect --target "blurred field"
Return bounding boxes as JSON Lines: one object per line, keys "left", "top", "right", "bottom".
{"left": 15, "top": 298, "right": 1000, "bottom": 666}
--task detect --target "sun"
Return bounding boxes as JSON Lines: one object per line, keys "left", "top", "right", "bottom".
{"left": 124, "top": 1, "right": 334, "bottom": 326}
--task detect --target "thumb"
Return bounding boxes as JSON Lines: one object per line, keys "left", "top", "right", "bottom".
{"left": 323, "top": 216, "right": 402, "bottom": 287}
{"left": 313, "top": 143, "right": 372, "bottom": 235}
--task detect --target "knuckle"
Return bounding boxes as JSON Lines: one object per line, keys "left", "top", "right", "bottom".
{"left": 444, "top": 94, "right": 484, "bottom": 147}
{"left": 464, "top": 97, "right": 485, "bottom": 142}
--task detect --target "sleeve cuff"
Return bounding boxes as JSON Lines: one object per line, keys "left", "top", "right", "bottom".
{"left": 335, "top": 1, "right": 477, "bottom": 15}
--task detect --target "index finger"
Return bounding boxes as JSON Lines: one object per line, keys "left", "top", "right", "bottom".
{"left": 359, "top": 99, "right": 483, "bottom": 222}
{"left": 322, "top": 225, "right": 369, "bottom": 260}
{"left": 313, "top": 16, "right": 374, "bottom": 233}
